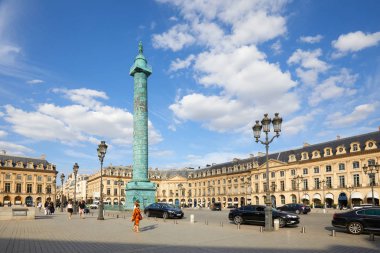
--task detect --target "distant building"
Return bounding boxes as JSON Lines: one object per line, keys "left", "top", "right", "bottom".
{"left": 0, "top": 153, "right": 57, "bottom": 206}
{"left": 86, "top": 130, "right": 380, "bottom": 209}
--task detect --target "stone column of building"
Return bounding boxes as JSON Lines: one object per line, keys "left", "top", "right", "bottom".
{"left": 125, "top": 42, "right": 156, "bottom": 209}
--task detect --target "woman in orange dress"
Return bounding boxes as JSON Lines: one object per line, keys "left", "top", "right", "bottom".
{"left": 131, "top": 203, "right": 142, "bottom": 232}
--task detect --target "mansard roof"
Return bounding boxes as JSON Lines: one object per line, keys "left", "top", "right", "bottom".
{"left": 196, "top": 130, "right": 380, "bottom": 170}
{"left": 0, "top": 154, "right": 49, "bottom": 167}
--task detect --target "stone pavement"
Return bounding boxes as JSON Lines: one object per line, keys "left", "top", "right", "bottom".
{"left": 0, "top": 209, "right": 379, "bottom": 253}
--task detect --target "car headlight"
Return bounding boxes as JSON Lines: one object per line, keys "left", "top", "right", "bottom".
{"left": 168, "top": 210, "right": 175, "bottom": 213}
{"left": 286, "top": 215, "right": 298, "bottom": 218}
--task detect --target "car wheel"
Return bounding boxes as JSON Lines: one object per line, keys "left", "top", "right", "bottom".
{"left": 163, "top": 212, "right": 169, "bottom": 219}
{"left": 295, "top": 210, "right": 300, "bottom": 214}
{"left": 146, "top": 211, "right": 150, "bottom": 217}
{"left": 278, "top": 218, "right": 286, "bottom": 228}
{"left": 347, "top": 222, "right": 363, "bottom": 235}
{"left": 233, "top": 215, "right": 243, "bottom": 225}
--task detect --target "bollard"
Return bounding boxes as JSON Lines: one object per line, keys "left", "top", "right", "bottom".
{"left": 190, "top": 214, "right": 194, "bottom": 223}
{"left": 117, "top": 214, "right": 119, "bottom": 219}
{"left": 369, "top": 233, "right": 375, "bottom": 241}
{"left": 259, "top": 226, "right": 263, "bottom": 232}
{"left": 237, "top": 224, "right": 240, "bottom": 230}
{"left": 163, "top": 217, "right": 166, "bottom": 222}
{"left": 301, "top": 227, "right": 306, "bottom": 233}
{"left": 205, "top": 220, "right": 208, "bottom": 225}
{"left": 331, "top": 230, "right": 336, "bottom": 237}
{"left": 273, "top": 219, "right": 280, "bottom": 231}
{"left": 220, "top": 221, "right": 223, "bottom": 227}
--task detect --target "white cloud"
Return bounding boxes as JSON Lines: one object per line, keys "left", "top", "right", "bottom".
{"left": 287, "top": 49, "right": 329, "bottom": 85}
{"left": 271, "top": 40, "right": 282, "bottom": 55}
{"left": 0, "top": 141, "right": 33, "bottom": 156}
{"left": 52, "top": 88, "right": 108, "bottom": 108}
{"left": 3, "top": 88, "right": 163, "bottom": 146}
{"left": 325, "top": 103, "right": 377, "bottom": 128}
{"left": 0, "top": 130, "right": 7, "bottom": 137}
{"left": 299, "top": 35, "right": 323, "bottom": 44}
{"left": 169, "top": 54, "right": 195, "bottom": 72}
{"left": 308, "top": 69, "right": 358, "bottom": 106}
{"left": 152, "top": 24, "right": 195, "bottom": 51}
{"left": 282, "top": 111, "right": 320, "bottom": 135}
{"left": 27, "top": 79, "right": 44, "bottom": 84}
{"left": 332, "top": 31, "right": 380, "bottom": 57}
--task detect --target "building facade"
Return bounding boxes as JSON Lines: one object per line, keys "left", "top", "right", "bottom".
{"left": 83, "top": 130, "right": 380, "bottom": 209}
{"left": 0, "top": 152, "right": 57, "bottom": 206}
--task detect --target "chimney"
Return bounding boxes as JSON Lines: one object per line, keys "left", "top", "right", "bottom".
{"left": 249, "top": 154, "right": 254, "bottom": 158}
{"left": 40, "top": 154, "right": 46, "bottom": 160}
{"left": 337, "top": 135, "right": 341, "bottom": 140}
{"left": 303, "top": 142, "right": 310, "bottom": 147}
{"left": 257, "top": 152, "right": 265, "bottom": 157}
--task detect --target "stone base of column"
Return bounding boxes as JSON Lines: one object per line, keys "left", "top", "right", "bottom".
{"left": 125, "top": 181, "right": 156, "bottom": 210}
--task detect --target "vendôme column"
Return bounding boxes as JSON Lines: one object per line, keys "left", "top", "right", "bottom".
{"left": 125, "top": 42, "right": 156, "bottom": 209}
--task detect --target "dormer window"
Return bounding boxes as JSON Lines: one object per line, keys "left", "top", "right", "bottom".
{"left": 336, "top": 145, "right": 346, "bottom": 155}
{"left": 365, "top": 140, "right": 377, "bottom": 150}
{"left": 324, "top": 148, "right": 332, "bottom": 156}
{"left": 312, "top": 151, "right": 320, "bottom": 159}
{"left": 288, "top": 155, "right": 296, "bottom": 162}
{"left": 351, "top": 143, "right": 359, "bottom": 152}
{"left": 301, "top": 152, "right": 309, "bottom": 160}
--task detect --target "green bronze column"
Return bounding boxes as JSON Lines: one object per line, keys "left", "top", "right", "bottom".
{"left": 125, "top": 42, "right": 156, "bottom": 209}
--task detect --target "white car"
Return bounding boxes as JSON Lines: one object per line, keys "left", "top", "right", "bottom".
{"left": 89, "top": 204, "right": 99, "bottom": 209}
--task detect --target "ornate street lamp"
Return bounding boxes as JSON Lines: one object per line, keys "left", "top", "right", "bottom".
{"left": 60, "top": 173, "right": 65, "bottom": 212}
{"left": 362, "top": 163, "right": 379, "bottom": 206}
{"left": 293, "top": 175, "right": 304, "bottom": 204}
{"left": 117, "top": 178, "right": 123, "bottom": 211}
{"left": 97, "top": 140, "right": 108, "bottom": 220}
{"left": 252, "top": 113, "right": 282, "bottom": 231}
{"left": 73, "top": 163, "right": 79, "bottom": 214}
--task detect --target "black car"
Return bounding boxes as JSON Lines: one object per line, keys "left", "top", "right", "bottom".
{"left": 144, "top": 202, "right": 184, "bottom": 219}
{"left": 228, "top": 205, "right": 300, "bottom": 228}
{"left": 331, "top": 207, "right": 380, "bottom": 234}
{"left": 277, "top": 203, "right": 311, "bottom": 214}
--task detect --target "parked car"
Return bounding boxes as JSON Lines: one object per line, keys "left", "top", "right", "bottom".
{"left": 228, "top": 205, "right": 300, "bottom": 228}
{"left": 352, "top": 204, "right": 374, "bottom": 210}
{"left": 332, "top": 207, "right": 380, "bottom": 234}
{"left": 144, "top": 202, "right": 184, "bottom": 219}
{"left": 89, "top": 204, "right": 99, "bottom": 209}
{"left": 210, "top": 202, "right": 222, "bottom": 211}
{"left": 277, "top": 203, "right": 311, "bottom": 214}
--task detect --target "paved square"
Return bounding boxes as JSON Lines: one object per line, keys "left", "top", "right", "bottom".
{"left": 0, "top": 209, "right": 379, "bottom": 253}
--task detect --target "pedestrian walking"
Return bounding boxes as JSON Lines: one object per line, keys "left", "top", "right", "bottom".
{"left": 37, "top": 202, "right": 42, "bottom": 212}
{"left": 131, "top": 203, "right": 142, "bottom": 233}
{"left": 78, "top": 200, "right": 86, "bottom": 219}
{"left": 67, "top": 200, "right": 73, "bottom": 219}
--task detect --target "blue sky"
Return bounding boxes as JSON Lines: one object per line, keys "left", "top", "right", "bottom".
{"left": 1, "top": 0, "right": 380, "bottom": 178}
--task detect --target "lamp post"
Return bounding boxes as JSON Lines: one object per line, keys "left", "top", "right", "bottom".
{"left": 362, "top": 163, "right": 379, "bottom": 206}
{"left": 293, "top": 175, "right": 304, "bottom": 204}
{"left": 60, "top": 173, "right": 65, "bottom": 212}
{"left": 53, "top": 179, "right": 56, "bottom": 207}
{"left": 346, "top": 185, "right": 354, "bottom": 208}
{"left": 320, "top": 179, "right": 326, "bottom": 211}
{"left": 97, "top": 141, "right": 108, "bottom": 220}
{"left": 73, "top": 163, "right": 79, "bottom": 214}
{"left": 117, "top": 178, "right": 123, "bottom": 211}
{"left": 252, "top": 113, "right": 282, "bottom": 231}
{"left": 178, "top": 183, "right": 183, "bottom": 207}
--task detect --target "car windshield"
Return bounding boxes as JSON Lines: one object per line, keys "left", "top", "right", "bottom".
{"left": 162, "top": 204, "right": 177, "bottom": 209}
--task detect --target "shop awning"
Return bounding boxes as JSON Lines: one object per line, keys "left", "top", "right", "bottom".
{"left": 366, "top": 191, "right": 379, "bottom": 199}
{"left": 325, "top": 193, "right": 334, "bottom": 200}
{"left": 313, "top": 193, "right": 321, "bottom": 200}
{"left": 351, "top": 192, "right": 363, "bottom": 200}
{"left": 301, "top": 194, "right": 310, "bottom": 200}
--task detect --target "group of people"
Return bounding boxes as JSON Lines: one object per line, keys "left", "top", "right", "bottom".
{"left": 66, "top": 200, "right": 87, "bottom": 220}
{"left": 37, "top": 201, "right": 55, "bottom": 215}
